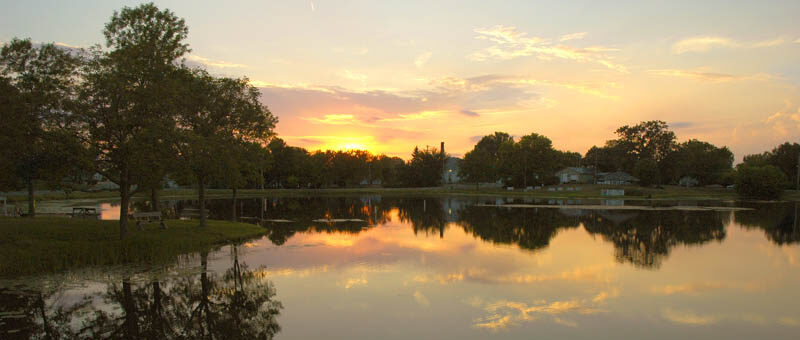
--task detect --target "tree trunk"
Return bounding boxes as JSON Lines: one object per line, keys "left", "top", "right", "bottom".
{"left": 231, "top": 187, "right": 237, "bottom": 221}
{"left": 150, "top": 187, "right": 159, "bottom": 212}
{"left": 26, "top": 178, "right": 35, "bottom": 217}
{"left": 198, "top": 175, "right": 206, "bottom": 227}
{"left": 119, "top": 178, "right": 130, "bottom": 240}
{"left": 122, "top": 278, "right": 139, "bottom": 338}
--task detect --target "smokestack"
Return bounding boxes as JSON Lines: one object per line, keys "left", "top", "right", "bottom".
{"left": 441, "top": 142, "right": 445, "bottom": 157}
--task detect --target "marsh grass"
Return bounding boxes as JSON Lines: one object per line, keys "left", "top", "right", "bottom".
{"left": 0, "top": 217, "right": 266, "bottom": 276}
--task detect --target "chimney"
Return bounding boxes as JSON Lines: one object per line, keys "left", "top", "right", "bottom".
{"left": 440, "top": 142, "right": 445, "bottom": 157}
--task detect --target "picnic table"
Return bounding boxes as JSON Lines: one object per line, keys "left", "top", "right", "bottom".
{"left": 131, "top": 211, "right": 167, "bottom": 230}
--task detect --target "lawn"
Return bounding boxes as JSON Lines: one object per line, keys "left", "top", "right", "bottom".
{"left": 0, "top": 217, "right": 267, "bottom": 276}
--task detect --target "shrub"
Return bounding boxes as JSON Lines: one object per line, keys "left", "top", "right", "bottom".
{"left": 735, "top": 165, "right": 787, "bottom": 200}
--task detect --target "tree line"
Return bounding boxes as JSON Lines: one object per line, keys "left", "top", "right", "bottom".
{"left": 460, "top": 121, "right": 798, "bottom": 199}
{"left": 0, "top": 2, "right": 454, "bottom": 238}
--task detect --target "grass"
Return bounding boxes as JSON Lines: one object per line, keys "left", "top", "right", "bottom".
{"left": 3, "top": 184, "right": 799, "bottom": 203}
{"left": 0, "top": 217, "right": 267, "bottom": 277}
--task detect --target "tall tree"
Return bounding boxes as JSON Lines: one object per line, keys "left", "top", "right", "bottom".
{"left": 175, "top": 69, "right": 276, "bottom": 227}
{"left": 461, "top": 148, "right": 495, "bottom": 188}
{"left": 0, "top": 39, "right": 82, "bottom": 217}
{"left": 403, "top": 146, "right": 445, "bottom": 187}
{"left": 77, "top": 3, "right": 189, "bottom": 238}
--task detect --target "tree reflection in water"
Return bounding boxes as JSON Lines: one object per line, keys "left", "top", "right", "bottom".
{"left": 0, "top": 246, "right": 282, "bottom": 339}
{"left": 258, "top": 197, "right": 740, "bottom": 269}
{"left": 582, "top": 209, "right": 727, "bottom": 268}
{"left": 736, "top": 202, "right": 800, "bottom": 245}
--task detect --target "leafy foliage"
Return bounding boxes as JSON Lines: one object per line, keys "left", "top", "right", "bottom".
{"left": 735, "top": 165, "right": 788, "bottom": 200}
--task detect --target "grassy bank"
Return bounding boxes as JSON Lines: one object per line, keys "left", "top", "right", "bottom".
{"left": 3, "top": 185, "right": 799, "bottom": 203}
{"left": 0, "top": 217, "right": 267, "bottom": 276}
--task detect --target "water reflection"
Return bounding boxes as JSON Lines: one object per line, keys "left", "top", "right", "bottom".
{"left": 736, "top": 202, "right": 800, "bottom": 245}
{"left": 0, "top": 246, "right": 282, "bottom": 339}
{"left": 3, "top": 196, "right": 800, "bottom": 339}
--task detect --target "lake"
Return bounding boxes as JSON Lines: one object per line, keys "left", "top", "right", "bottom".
{"left": 1, "top": 196, "right": 798, "bottom": 339}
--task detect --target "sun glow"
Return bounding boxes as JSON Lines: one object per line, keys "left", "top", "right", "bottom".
{"left": 340, "top": 142, "right": 369, "bottom": 151}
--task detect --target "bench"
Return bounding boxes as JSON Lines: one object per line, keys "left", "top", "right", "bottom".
{"left": 71, "top": 207, "right": 100, "bottom": 218}
{"left": 131, "top": 211, "right": 167, "bottom": 230}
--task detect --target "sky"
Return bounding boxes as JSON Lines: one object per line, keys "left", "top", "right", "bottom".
{"left": 2, "top": 0, "right": 800, "bottom": 160}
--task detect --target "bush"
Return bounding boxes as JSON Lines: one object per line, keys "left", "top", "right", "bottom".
{"left": 735, "top": 165, "right": 787, "bottom": 200}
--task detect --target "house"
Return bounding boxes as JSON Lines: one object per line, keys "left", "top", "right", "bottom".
{"left": 679, "top": 176, "right": 699, "bottom": 187}
{"left": 556, "top": 167, "right": 595, "bottom": 184}
{"left": 443, "top": 157, "right": 461, "bottom": 184}
{"left": 597, "top": 172, "right": 639, "bottom": 185}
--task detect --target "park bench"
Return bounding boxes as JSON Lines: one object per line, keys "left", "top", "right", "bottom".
{"left": 131, "top": 211, "right": 167, "bottom": 230}
{"left": 71, "top": 207, "right": 100, "bottom": 219}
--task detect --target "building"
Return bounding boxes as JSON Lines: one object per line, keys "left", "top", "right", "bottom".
{"left": 443, "top": 157, "right": 461, "bottom": 184}
{"left": 556, "top": 167, "right": 595, "bottom": 184}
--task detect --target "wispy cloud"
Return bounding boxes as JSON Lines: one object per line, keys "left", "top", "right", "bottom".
{"left": 648, "top": 68, "right": 742, "bottom": 82}
{"left": 333, "top": 47, "right": 369, "bottom": 55}
{"left": 186, "top": 55, "right": 247, "bottom": 68}
{"left": 340, "top": 69, "right": 368, "bottom": 83}
{"left": 415, "top": 51, "right": 433, "bottom": 68}
{"left": 662, "top": 308, "right": 719, "bottom": 325}
{"left": 460, "top": 109, "right": 479, "bottom": 117}
{"left": 471, "top": 291, "right": 615, "bottom": 331}
{"left": 560, "top": 32, "right": 587, "bottom": 42}
{"left": 470, "top": 25, "right": 627, "bottom": 73}
{"left": 650, "top": 282, "right": 724, "bottom": 295}
{"left": 672, "top": 35, "right": 790, "bottom": 54}
{"left": 304, "top": 114, "right": 360, "bottom": 125}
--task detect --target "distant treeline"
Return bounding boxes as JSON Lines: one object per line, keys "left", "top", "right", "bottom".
{"left": 460, "top": 121, "right": 798, "bottom": 196}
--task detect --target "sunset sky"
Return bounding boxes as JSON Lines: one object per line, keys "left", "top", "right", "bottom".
{"left": 2, "top": 0, "right": 799, "bottom": 160}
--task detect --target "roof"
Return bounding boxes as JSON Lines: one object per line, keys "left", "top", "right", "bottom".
{"left": 556, "top": 167, "right": 594, "bottom": 175}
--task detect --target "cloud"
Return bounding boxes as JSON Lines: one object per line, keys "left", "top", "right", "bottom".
{"left": 342, "top": 276, "right": 367, "bottom": 289}
{"left": 753, "top": 36, "right": 787, "bottom": 47}
{"left": 662, "top": 308, "right": 718, "bottom": 325}
{"left": 415, "top": 51, "right": 433, "bottom": 68}
{"left": 471, "top": 293, "right": 614, "bottom": 331}
{"left": 460, "top": 109, "right": 479, "bottom": 117}
{"left": 470, "top": 25, "right": 627, "bottom": 73}
{"left": 560, "top": 32, "right": 587, "bottom": 42}
{"left": 304, "top": 114, "right": 359, "bottom": 125}
{"left": 647, "top": 69, "right": 743, "bottom": 82}
{"left": 765, "top": 106, "right": 800, "bottom": 137}
{"left": 672, "top": 35, "right": 790, "bottom": 54}
{"left": 413, "top": 290, "right": 431, "bottom": 307}
{"left": 54, "top": 41, "right": 82, "bottom": 49}
{"left": 340, "top": 69, "right": 368, "bottom": 83}
{"left": 672, "top": 36, "right": 738, "bottom": 54}
{"left": 778, "top": 317, "right": 800, "bottom": 327}
{"left": 378, "top": 110, "right": 445, "bottom": 122}
{"left": 650, "top": 282, "right": 724, "bottom": 295}
{"left": 333, "top": 47, "right": 369, "bottom": 55}
{"left": 669, "top": 121, "right": 693, "bottom": 129}
{"left": 185, "top": 55, "right": 247, "bottom": 68}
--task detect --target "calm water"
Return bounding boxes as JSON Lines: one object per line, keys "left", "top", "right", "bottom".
{"left": 1, "top": 196, "right": 799, "bottom": 339}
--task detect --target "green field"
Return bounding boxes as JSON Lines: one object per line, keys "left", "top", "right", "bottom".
{"left": 0, "top": 217, "right": 267, "bottom": 276}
